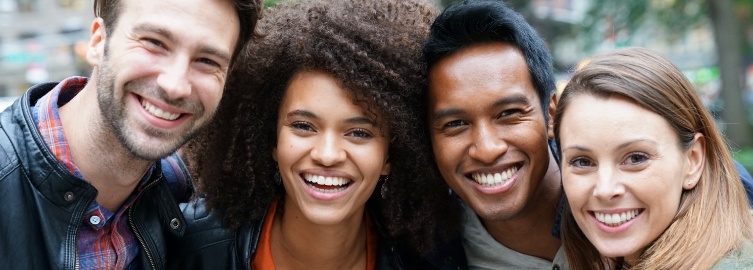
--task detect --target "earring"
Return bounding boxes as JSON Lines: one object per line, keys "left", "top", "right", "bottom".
{"left": 380, "top": 175, "right": 389, "bottom": 199}
{"left": 685, "top": 179, "right": 695, "bottom": 189}
{"left": 274, "top": 170, "right": 282, "bottom": 185}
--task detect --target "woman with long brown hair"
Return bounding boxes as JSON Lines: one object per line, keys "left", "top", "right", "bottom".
{"left": 554, "top": 47, "right": 753, "bottom": 269}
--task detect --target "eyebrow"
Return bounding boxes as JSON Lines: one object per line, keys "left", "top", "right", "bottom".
{"left": 132, "top": 23, "right": 232, "bottom": 64}
{"left": 562, "top": 139, "right": 657, "bottom": 153}
{"left": 431, "top": 94, "right": 531, "bottom": 122}
{"left": 286, "top": 110, "right": 376, "bottom": 126}
{"left": 343, "top": 116, "right": 375, "bottom": 126}
{"left": 286, "top": 110, "right": 317, "bottom": 119}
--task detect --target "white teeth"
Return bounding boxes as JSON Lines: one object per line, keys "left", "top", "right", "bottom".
{"left": 141, "top": 99, "right": 181, "bottom": 120}
{"left": 471, "top": 167, "right": 518, "bottom": 186}
{"left": 303, "top": 174, "right": 349, "bottom": 186}
{"left": 594, "top": 210, "right": 640, "bottom": 227}
{"left": 303, "top": 174, "right": 350, "bottom": 194}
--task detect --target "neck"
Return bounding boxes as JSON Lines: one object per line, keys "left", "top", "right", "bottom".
{"left": 271, "top": 197, "right": 369, "bottom": 270}
{"left": 58, "top": 82, "right": 152, "bottom": 212}
{"left": 482, "top": 150, "right": 563, "bottom": 261}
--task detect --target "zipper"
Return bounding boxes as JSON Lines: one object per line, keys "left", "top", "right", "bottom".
{"left": 129, "top": 178, "right": 161, "bottom": 270}
{"left": 73, "top": 194, "right": 96, "bottom": 270}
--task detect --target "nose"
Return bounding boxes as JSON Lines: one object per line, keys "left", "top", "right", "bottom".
{"left": 593, "top": 166, "right": 625, "bottom": 201}
{"left": 310, "top": 132, "right": 346, "bottom": 166}
{"left": 468, "top": 122, "right": 508, "bottom": 164}
{"left": 157, "top": 55, "right": 192, "bottom": 99}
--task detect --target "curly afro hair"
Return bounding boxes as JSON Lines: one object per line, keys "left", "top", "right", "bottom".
{"left": 183, "top": 0, "right": 458, "bottom": 255}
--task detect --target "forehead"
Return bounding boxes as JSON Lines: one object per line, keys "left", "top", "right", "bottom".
{"left": 116, "top": 0, "right": 239, "bottom": 46}
{"left": 560, "top": 95, "right": 678, "bottom": 148}
{"left": 428, "top": 43, "right": 538, "bottom": 108}
{"left": 281, "top": 71, "right": 360, "bottom": 113}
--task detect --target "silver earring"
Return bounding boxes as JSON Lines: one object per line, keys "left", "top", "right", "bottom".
{"left": 274, "top": 170, "right": 282, "bottom": 185}
{"left": 380, "top": 175, "right": 389, "bottom": 199}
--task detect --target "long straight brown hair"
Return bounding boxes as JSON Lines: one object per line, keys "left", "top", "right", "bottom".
{"left": 554, "top": 47, "right": 753, "bottom": 269}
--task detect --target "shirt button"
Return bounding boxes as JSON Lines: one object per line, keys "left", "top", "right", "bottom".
{"left": 553, "top": 265, "right": 560, "bottom": 270}
{"left": 89, "top": 215, "right": 101, "bottom": 225}
{"left": 64, "top": 192, "right": 75, "bottom": 202}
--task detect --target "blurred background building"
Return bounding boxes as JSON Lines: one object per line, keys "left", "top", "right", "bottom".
{"left": 0, "top": 0, "right": 91, "bottom": 102}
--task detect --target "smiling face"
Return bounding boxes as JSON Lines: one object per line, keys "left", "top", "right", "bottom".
{"left": 89, "top": 0, "right": 239, "bottom": 160}
{"left": 427, "top": 42, "right": 552, "bottom": 221}
{"left": 559, "top": 94, "right": 702, "bottom": 263}
{"left": 273, "top": 71, "right": 390, "bottom": 225}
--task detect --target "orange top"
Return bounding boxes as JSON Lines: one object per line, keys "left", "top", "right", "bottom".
{"left": 252, "top": 199, "right": 379, "bottom": 270}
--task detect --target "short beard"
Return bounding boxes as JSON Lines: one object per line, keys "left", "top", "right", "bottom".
{"left": 95, "top": 43, "right": 205, "bottom": 161}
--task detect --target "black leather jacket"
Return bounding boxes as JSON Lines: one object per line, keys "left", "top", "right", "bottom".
{"left": 167, "top": 199, "right": 468, "bottom": 270}
{"left": 0, "top": 82, "right": 192, "bottom": 270}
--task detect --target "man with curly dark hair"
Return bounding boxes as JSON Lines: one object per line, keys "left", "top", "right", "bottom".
{"left": 0, "top": 0, "right": 261, "bottom": 269}
{"left": 168, "top": 0, "right": 465, "bottom": 269}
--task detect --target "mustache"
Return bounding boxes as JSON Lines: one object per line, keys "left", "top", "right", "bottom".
{"left": 124, "top": 80, "right": 201, "bottom": 112}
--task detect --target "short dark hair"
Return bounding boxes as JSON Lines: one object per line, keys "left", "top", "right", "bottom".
{"left": 423, "top": 0, "right": 555, "bottom": 113}
{"left": 93, "top": 0, "right": 262, "bottom": 65}
{"left": 185, "top": 0, "right": 456, "bottom": 255}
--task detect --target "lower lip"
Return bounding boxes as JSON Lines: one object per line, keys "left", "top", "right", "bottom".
{"left": 471, "top": 170, "right": 518, "bottom": 195}
{"left": 132, "top": 94, "right": 186, "bottom": 129}
{"left": 302, "top": 176, "right": 352, "bottom": 201}
{"left": 592, "top": 211, "right": 641, "bottom": 234}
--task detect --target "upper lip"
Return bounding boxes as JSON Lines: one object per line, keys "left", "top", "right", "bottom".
{"left": 463, "top": 162, "right": 523, "bottom": 178}
{"left": 589, "top": 208, "right": 642, "bottom": 214}
{"left": 299, "top": 169, "right": 354, "bottom": 181}
{"left": 137, "top": 94, "right": 188, "bottom": 115}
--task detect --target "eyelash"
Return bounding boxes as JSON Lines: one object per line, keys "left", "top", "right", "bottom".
{"left": 291, "top": 121, "right": 315, "bottom": 132}
{"left": 568, "top": 157, "right": 594, "bottom": 168}
{"left": 623, "top": 152, "right": 650, "bottom": 165}
{"left": 347, "top": 128, "right": 373, "bottom": 139}
{"left": 442, "top": 120, "right": 467, "bottom": 129}
{"left": 497, "top": 108, "right": 523, "bottom": 118}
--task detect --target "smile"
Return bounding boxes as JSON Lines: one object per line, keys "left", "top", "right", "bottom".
{"left": 471, "top": 166, "right": 518, "bottom": 187}
{"left": 303, "top": 173, "right": 352, "bottom": 193}
{"left": 141, "top": 99, "right": 181, "bottom": 121}
{"left": 593, "top": 209, "right": 642, "bottom": 227}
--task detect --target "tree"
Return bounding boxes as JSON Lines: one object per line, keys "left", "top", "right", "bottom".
{"left": 580, "top": 0, "right": 752, "bottom": 148}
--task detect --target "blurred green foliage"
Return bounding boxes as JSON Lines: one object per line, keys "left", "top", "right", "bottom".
{"left": 735, "top": 147, "right": 753, "bottom": 173}
{"left": 264, "top": 0, "right": 285, "bottom": 8}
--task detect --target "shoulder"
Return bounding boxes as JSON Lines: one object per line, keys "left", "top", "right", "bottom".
{"left": 0, "top": 105, "right": 19, "bottom": 180}
{"left": 160, "top": 153, "right": 193, "bottom": 201}
{"left": 712, "top": 241, "right": 753, "bottom": 269}
{"left": 167, "top": 199, "right": 247, "bottom": 269}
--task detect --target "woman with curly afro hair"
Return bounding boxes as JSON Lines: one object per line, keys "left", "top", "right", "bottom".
{"left": 166, "top": 0, "right": 465, "bottom": 269}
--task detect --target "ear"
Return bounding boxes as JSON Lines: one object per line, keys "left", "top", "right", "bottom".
{"left": 547, "top": 93, "right": 558, "bottom": 139}
{"left": 272, "top": 147, "right": 278, "bottom": 162}
{"left": 87, "top": 18, "right": 106, "bottom": 66}
{"left": 380, "top": 157, "right": 391, "bottom": 176}
{"left": 682, "top": 133, "right": 706, "bottom": 190}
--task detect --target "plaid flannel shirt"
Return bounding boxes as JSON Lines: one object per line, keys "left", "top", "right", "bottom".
{"left": 32, "top": 76, "right": 152, "bottom": 270}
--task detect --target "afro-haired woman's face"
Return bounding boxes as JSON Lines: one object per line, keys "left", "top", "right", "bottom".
{"left": 272, "top": 70, "right": 391, "bottom": 226}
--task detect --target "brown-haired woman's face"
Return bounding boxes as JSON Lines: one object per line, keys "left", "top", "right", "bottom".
{"left": 559, "top": 94, "right": 702, "bottom": 264}
{"left": 272, "top": 70, "right": 390, "bottom": 226}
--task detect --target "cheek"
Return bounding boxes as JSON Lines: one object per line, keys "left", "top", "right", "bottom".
{"left": 274, "top": 133, "right": 307, "bottom": 166}
{"left": 562, "top": 175, "right": 589, "bottom": 207}
{"left": 194, "top": 77, "right": 225, "bottom": 111}
{"left": 431, "top": 134, "right": 460, "bottom": 163}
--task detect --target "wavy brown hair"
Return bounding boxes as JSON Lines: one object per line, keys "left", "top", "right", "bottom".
{"left": 554, "top": 47, "right": 753, "bottom": 269}
{"left": 183, "top": 0, "right": 457, "bottom": 255}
